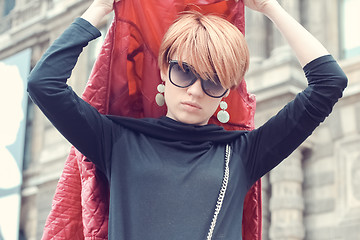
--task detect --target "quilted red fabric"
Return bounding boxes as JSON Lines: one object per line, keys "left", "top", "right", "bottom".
{"left": 41, "top": 1, "right": 261, "bottom": 239}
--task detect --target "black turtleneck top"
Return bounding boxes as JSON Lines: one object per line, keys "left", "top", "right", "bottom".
{"left": 27, "top": 18, "right": 347, "bottom": 240}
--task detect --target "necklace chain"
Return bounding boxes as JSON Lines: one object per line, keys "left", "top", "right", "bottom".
{"left": 206, "top": 144, "right": 231, "bottom": 240}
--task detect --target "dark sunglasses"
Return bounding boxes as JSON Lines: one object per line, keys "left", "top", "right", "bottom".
{"left": 168, "top": 60, "right": 228, "bottom": 98}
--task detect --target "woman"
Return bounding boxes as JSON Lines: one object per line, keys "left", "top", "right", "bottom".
{"left": 27, "top": 0, "right": 347, "bottom": 239}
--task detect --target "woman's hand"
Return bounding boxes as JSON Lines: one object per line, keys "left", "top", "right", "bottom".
{"left": 81, "top": 0, "right": 121, "bottom": 27}
{"left": 243, "top": 0, "right": 278, "bottom": 14}
{"left": 90, "top": 0, "right": 120, "bottom": 16}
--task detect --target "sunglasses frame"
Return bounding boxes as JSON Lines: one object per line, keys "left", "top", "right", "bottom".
{"left": 168, "top": 60, "right": 228, "bottom": 98}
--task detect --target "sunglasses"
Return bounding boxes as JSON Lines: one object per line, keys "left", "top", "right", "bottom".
{"left": 168, "top": 60, "right": 228, "bottom": 98}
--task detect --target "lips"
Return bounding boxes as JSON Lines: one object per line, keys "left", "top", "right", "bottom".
{"left": 181, "top": 101, "right": 202, "bottom": 110}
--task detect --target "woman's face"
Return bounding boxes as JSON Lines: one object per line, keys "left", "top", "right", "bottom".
{"left": 163, "top": 60, "right": 227, "bottom": 125}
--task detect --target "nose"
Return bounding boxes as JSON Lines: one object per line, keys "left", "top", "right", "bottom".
{"left": 186, "top": 79, "right": 204, "bottom": 97}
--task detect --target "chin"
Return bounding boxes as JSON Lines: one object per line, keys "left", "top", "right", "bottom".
{"left": 178, "top": 116, "right": 209, "bottom": 126}
{"left": 166, "top": 109, "right": 210, "bottom": 126}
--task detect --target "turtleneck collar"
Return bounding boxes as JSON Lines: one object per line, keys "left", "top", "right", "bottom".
{"left": 107, "top": 115, "right": 246, "bottom": 143}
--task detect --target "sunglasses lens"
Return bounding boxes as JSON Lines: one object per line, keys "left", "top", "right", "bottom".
{"left": 169, "top": 61, "right": 227, "bottom": 98}
{"left": 170, "top": 63, "right": 195, "bottom": 87}
{"left": 202, "top": 78, "right": 227, "bottom": 98}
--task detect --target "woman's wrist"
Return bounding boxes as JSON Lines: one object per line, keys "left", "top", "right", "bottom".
{"left": 260, "top": 0, "right": 283, "bottom": 19}
{"left": 81, "top": 3, "right": 111, "bottom": 28}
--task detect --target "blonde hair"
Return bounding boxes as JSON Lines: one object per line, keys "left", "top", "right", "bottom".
{"left": 158, "top": 11, "right": 249, "bottom": 89}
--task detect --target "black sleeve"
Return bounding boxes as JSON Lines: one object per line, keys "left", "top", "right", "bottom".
{"left": 236, "top": 55, "right": 348, "bottom": 187}
{"left": 27, "top": 18, "right": 114, "bottom": 174}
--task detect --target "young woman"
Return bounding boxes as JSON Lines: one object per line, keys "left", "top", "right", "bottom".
{"left": 27, "top": 0, "right": 347, "bottom": 239}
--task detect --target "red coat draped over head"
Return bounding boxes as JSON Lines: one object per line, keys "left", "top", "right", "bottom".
{"left": 42, "top": 0, "right": 261, "bottom": 239}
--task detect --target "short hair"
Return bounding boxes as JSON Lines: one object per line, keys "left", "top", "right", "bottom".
{"left": 158, "top": 10, "right": 249, "bottom": 89}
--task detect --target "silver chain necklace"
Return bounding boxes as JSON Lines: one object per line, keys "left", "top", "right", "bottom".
{"left": 206, "top": 144, "right": 231, "bottom": 240}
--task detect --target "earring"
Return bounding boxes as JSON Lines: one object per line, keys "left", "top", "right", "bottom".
{"left": 155, "top": 82, "right": 165, "bottom": 106}
{"left": 217, "top": 100, "right": 230, "bottom": 123}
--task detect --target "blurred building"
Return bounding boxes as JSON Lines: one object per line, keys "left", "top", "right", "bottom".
{"left": 0, "top": 0, "right": 359, "bottom": 239}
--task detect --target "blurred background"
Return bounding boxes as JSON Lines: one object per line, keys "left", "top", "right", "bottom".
{"left": 0, "top": 0, "right": 359, "bottom": 239}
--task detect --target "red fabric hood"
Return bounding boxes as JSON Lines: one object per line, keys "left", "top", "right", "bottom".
{"left": 42, "top": 1, "right": 261, "bottom": 239}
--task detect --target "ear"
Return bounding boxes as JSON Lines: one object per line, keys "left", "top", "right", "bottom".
{"left": 160, "top": 71, "right": 165, "bottom": 81}
{"left": 159, "top": 67, "right": 169, "bottom": 84}
{"left": 224, "top": 89, "right": 230, "bottom": 98}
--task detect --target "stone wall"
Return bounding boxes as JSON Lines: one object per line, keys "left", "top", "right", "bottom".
{"left": 0, "top": 1, "right": 113, "bottom": 239}
{"left": 0, "top": 0, "right": 359, "bottom": 239}
{"left": 245, "top": 0, "right": 360, "bottom": 239}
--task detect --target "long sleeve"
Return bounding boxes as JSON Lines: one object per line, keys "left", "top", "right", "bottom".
{"left": 27, "top": 18, "right": 114, "bottom": 174}
{"left": 237, "top": 55, "right": 348, "bottom": 187}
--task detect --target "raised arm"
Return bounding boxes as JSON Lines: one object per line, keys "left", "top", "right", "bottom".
{"left": 238, "top": 0, "right": 347, "bottom": 185}
{"left": 244, "top": 0, "right": 329, "bottom": 67}
{"left": 27, "top": 0, "right": 120, "bottom": 173}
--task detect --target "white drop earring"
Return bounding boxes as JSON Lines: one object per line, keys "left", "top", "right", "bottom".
{"left": 155, "top": 81, "right": 165, "bottom": 106}
{"left": 217, "top": 99, "right": 230, "bottom": 123}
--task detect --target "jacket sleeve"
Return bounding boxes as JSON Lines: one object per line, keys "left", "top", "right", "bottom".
{"left": 27, "top": 18, "right": 114, "bottom": 174}
{"left": 237, "top": 55, "right": 348, "bottom": 187}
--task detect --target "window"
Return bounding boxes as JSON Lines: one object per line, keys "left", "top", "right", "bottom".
{"left": 2, "top": 0, "right": 15, "bottom": 16}
{"left": 23, "top": 98, "right": 34, "bottom": 170}
{"left": 340, "top": 0, "right": 360, "bottom": 58}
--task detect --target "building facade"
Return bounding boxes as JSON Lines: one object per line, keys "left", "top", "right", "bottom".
{"left": 0, "top": 0, "right": 359, "bottom": 239}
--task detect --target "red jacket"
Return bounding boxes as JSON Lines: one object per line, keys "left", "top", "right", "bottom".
{"left": 41, "top": 1, "right": 261, "bottom": 239}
